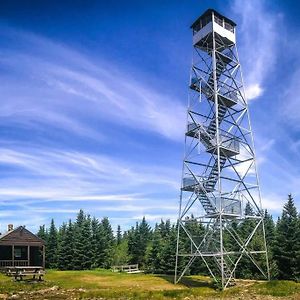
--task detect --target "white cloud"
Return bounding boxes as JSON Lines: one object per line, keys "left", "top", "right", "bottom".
{"left": 281, "top": 68, "right": 300, "bottom": 125}
{"left": 244, "top": 84, "right": 264, "bottom": 100}
{"left": 0, "top": 27, "right": 185, "bottom": 142}
{"left": 0, "top": 26, "right": 187, "bottom": 230}
{"left": 0, "top": 146, "right": 180, "bottom": 227}
{"left": 261, "top": 193, "right": 286, "bottom": 214}
{"left": 131, "top": 214, "right": 177, "bottom": 222}
{"left": 231, "top": 0, "right": 281, "bottom": 101}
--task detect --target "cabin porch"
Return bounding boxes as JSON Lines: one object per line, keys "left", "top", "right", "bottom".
{"left": 0, "top": 245, "right": 45, "bottom": 268}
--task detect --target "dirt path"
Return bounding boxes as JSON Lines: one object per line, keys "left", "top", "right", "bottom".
{"left": 1, "top": 287, "right": 300, "bottom": 300}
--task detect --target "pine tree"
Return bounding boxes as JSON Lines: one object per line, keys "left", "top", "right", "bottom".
{"left": 116, "top": 225, "right": 122, "bottom": 245}
{"left": 57, "top": 223, "right": 67, "bottom": 270}
{"left": 236, "top": 203, "right": 258, "bottom": 278}
{"left": 73, "top": 209, "right": 88, "bottom": 270}
{"left": 127, "top": 225, "right": 138, "bottom": 264}
{"left": 138, "top": 217, "right": 151, "bottom": 267}
{"left": 47, "top": 219, "right": 58, "bottom": 268}
{"left": 162, "top": 223, "right": 186, "bottom": 275}
{"left": 81, "top": 215, "right": 93, "bottom": 269}
{"left": 184, "top": 216, "right": 206, "bottom": 275}
{"left": 274, "top": 194, "right": 298, "bottom": 279}
{"left": 294, "top": 213, "right": 300, "bottom": 280}
{"left": 90, "top": 217, "right": 100, "bottom": 268}
{"left": 264, "top": 210, "right": 276, "bottom": 278}
{"left": 63, "top": 220, "right": 75, "bottom": 270}
{"left": 146, "top": 223, "right": 164, "bottom": 273}
{"left": 264, "top": 210, "right": 275, "bottom": 249}
{"left": 128, "top": 218, "right": 151, "bottom": 267}
{"left": 100, "top": 217, "right": 115, "bottom": 268}
{"left": 37, "top": 225, "right": 48, "bottom": 242}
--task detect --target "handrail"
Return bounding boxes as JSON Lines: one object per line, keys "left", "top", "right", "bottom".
{"left": 0, "top": 260, "right": 28, "bottom": 267}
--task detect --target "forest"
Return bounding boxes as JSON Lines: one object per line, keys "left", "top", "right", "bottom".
{"left": 37, "top": 194, "right": 299, "bottom": 281}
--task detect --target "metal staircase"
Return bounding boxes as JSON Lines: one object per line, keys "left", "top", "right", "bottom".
{"left": 207, "top": 104, "right": 227, "bottom": 136}
{"left": 214, "top": 254, "right": 235, "bottom": 287}
{"left": 195, "top": 156, "right": 226, "bottom": 215}
{"left": 205, "top": 60, "right": 226, "bottom": 95}
{"left": 204, "top": 222, "right": 236, "bottom": 287}
{"left": 205, "top": 155, "right": 226, "bottom": 192}
{"left": 183, "top": 54, "right": 237, "bottom": 209}
{"left": 186, "top": 107, "right": 233, "bottom": 156}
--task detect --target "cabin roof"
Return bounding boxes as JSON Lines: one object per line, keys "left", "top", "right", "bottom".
{"left": 0, "top": 226, "right": 45, "bottom": 245}
{"left": 191, "top": 8, "right": 236, "bottom": 29}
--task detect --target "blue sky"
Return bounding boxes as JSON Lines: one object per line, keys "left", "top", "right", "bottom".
{"left": 0, "top": 0, "right": 299, "bottom": 233}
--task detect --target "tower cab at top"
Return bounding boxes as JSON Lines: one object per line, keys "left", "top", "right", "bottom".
{"left": 191, "top": 9, "right": 236, "bottom": 49}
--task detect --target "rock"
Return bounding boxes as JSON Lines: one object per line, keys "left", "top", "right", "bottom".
{"left": 35, "top": 286, "right": 59, "bottom": 294}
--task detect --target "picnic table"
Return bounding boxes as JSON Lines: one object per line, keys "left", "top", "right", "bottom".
{"left": 4, "top": 266, "right": 45, "bottom": 281}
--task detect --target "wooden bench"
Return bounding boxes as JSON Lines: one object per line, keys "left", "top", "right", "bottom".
{"left": 5, "top": 266, "right": 45, "bottom": 281}
{"left": 112, "top": 264, "right": 143, "bottom": 274}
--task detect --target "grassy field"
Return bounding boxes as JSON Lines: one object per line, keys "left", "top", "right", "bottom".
{"left": 0, "top": 269, "right": 300, "bottom": 299}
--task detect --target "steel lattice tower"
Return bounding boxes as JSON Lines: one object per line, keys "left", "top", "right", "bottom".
{"left": 175, "top": 9, "right": 270, "bottom": 289}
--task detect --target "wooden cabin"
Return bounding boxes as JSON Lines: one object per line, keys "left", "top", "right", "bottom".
{"left": 0, "top": 225, "right": 45, "bottom": 269}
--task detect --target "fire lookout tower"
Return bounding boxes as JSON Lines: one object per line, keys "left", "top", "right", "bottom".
{"left": 175, "top": 9, "right": 269, "bottom": 289}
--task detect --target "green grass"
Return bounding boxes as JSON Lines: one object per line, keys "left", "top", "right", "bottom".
{"left": 1, "top": 270, "right": 300, "bottom": 299}
{"left": 252, "top": 280, "right": 300, "bottom": 297}
{"left": 0, "top": 272, "right": 53, "bottom": 294}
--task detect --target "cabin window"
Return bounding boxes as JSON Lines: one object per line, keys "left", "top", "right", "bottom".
{"left": 225, "top": 22, "right": 234, "bottom": 33}
{"left": 192, "top": 15, "right": 213, "bottom": 35}
{"left": 214, "top": 15, "right": 223, "bottom": 27}
{"left": 14, "top": 248, "right": 22, "bottom": 258}
{"left": 193, "top": 22, "right": 201, "bottom": 35}
{"left": 14, "top": 247, "right": 26, "bottom": 259}
{"left": 201, "top": 15, "right": 211, "bottom": 27}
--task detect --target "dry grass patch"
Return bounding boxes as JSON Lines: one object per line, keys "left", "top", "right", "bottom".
{"left": 1, "top": 269, "right": 300, "bottom": 299}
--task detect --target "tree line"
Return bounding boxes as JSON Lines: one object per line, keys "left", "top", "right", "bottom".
{"left": 37, "top": 194, "right": 300, "bottom": 280}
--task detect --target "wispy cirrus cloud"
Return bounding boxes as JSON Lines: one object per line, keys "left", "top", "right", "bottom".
{"left": 0, "top": 25, "right": 185, "bottom": 231}
{"left": 231, "top": 0, "right": 281, "bottom": 100}
{"left": 0, "top": 145, "right": 180, "bottom": 232}
{"left": 281, "top": 67, "right": 300, "bottom": 127}
{"left": 0, "top": 146, "right": 180, "bottom": 196}
{"left": 0, "top": 26, "right": 185, "bottom": 142}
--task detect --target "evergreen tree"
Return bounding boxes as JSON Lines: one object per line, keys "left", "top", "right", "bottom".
{"left": 73, "top": 210, "right": 92, "bottom": 270}
{"left": 294, "top": 213, "right": 300, "bottom": 280}
{"left": 160, "top": 225, "right": 179, "bottom": 274}
{"left": 90, "top": 217, "right": 100, "bottom": 268}
{"left": 274, "top": 194, "right": 298, "bottom": 279}
{"left": 127, "top": 225, "right": 138, "bottom": 264}
{"left": 264, "top": 210, "right": 275, "bottom": 249}
{"left": 63, "top": 220, "right": 75, "bottom": 270}
{"left": 37, "top": 225, "right": 48, "bottom": 242}
{"left": 264, "top": 210, "right": 276, "bottom": 278}
{"left": 57, "top": 223, "right": 67, "bottom": 270}
{"left": 82, "top": 215, "right": 93, "bottom": 269}
{"left": 100, "top": 217, "right": 115, "bottom": 268}
{"left": 146, "top": 223, "right": 164, "bottom": 273}
{"left": 112, "top": 239, "right": 130, "bottom": 266}
{"left": 116, "top": 225, "right": 122, "bottom": 245}
{"left": 236, "top": 203, "right": 258, "bottom": 278}
{"left": 128, "top": 217, "right": 151, "bottom": 267}
{"left": 184, "top": 216, "right": 206, "bottom": 275}
{"left": 47, "top": 219, "right": 58, "bottom": 268}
